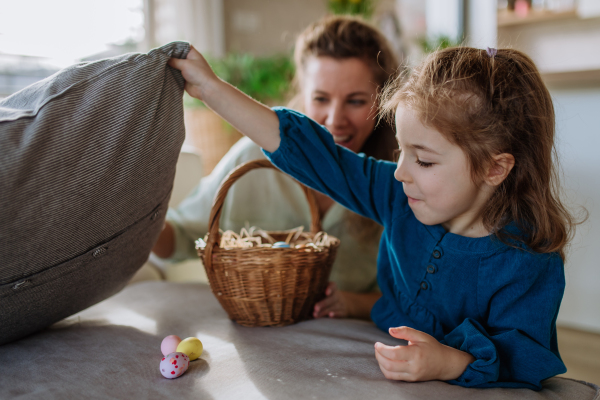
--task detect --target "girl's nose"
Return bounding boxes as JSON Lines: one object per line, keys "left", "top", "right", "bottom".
{"left": 394, "top": 154, "right": 411, "bottom": 183}
{"left": 324, "top": 101, "right": 346, "bottom": 128}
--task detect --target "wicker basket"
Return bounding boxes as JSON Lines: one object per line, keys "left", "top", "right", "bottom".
{"left": 197, "top": 159, "right": 340, "bottom": 327}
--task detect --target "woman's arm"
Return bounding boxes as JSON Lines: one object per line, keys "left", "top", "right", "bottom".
{"left": 168, "top": 48, "right": 281, "bottom": 152}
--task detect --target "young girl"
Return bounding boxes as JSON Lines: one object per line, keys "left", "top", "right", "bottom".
{"left": 169, "top": 46, "right": 577, "bottom": 390}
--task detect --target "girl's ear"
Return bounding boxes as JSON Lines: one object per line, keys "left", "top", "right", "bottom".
{"left": 485, "top": 153, "right": 515, "bottom": 187}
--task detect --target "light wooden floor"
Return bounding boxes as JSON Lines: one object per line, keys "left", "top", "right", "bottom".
{"left": 557, "top": 326, "right": 600, "bottom": 384}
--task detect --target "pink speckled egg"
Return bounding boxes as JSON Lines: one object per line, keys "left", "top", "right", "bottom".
{"left": 161, "top": 335, "right": 182, "bottom": 356}
{"left": 160, "top": 352, "right": 189, "bottom": 379}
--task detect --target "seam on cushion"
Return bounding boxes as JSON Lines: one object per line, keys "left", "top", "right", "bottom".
{"left": 0, "top": 187, "right": 172, "bottom": 288}
{"left": 0, "top": 201, "right": 168, "bottom": 296}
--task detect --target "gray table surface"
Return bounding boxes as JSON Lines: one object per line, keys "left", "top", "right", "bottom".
{"left": 1, "top": 281, "right": 598, "bottom": 399}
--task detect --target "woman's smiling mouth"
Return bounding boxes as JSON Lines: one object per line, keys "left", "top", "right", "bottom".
{"left": 332, "top": 133, "right": 353, "bottom": 148}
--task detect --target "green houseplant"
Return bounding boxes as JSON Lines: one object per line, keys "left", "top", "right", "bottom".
{"left": 418, "top": 35, "right": 463, "bottom": 54}
{"left": 327, "top": 0, "right": 374, "bottom": 18}
{"left": 185, "top": 53, "right": 295, "bottom": 108}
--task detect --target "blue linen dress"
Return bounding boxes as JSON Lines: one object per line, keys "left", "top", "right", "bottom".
{"left": 264, "top": 107, "right": 567, "bottom": 390}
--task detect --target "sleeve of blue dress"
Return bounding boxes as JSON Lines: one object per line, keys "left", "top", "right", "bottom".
{"left": 263, "top": 107, "right": 399, "bottom": 227}
{"left": 443, "top": 250, "right": 567, "bottom": 390}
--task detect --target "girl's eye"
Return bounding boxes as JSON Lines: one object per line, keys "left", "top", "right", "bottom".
{"left": 416, "top": 159, "right": 433, "bottom": 168}
{"left": 393, "top": 149, "right": 401, "bottom": 162}
{"left": 313, "top": 97, "right": 328, "bottom": 103}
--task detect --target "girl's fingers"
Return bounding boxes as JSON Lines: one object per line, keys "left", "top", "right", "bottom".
{"left": 186, "top": 46, "right": 203, "bottom": 60}
{"left": 168, "top": 57, "right": 185, "bottom": 71}
{"left": 374, "top": 344, "right": 411, "bottom": 373}
{"left": 388, "top": 326, "right": 430, "bottom": 343}
{"left": 377, "top": 365, "right": 417, "bottom": 382}
{"left": 374, "top": 341, "right": 414, "bottom": 361}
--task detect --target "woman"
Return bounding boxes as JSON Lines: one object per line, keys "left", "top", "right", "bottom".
{"left": 153, "top": 15, "right": 399, "bottom": 318}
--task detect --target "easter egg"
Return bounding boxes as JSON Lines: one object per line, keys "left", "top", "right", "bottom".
{"left": 160, "top": 352, "right": 189, "bottom": 379}
{"left": 272, "top": 241, "right": 290, "bottom": 248}
{"left": 176, "top": 337, "right": 203, "bottom": 361}
{"left": 161, "top": 335, "right": 182, "bottom": 356}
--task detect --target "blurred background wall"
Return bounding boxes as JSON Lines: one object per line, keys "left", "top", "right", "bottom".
{"left": 224, "top": 0, "right": 327, "bottom": 55}
{"left": 1, "top": 0, "right": 599, "bottom": 335}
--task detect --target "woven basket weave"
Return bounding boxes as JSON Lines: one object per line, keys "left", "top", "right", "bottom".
{"left": 197, "top": 159, "right": 340, "bottom": 327}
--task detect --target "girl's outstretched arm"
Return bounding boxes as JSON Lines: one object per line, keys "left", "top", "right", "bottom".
{"left": 168, "top": 47, "right": 281, "bottom": 152}
{"left": 172, "top": 47, "right": 401, "bottom": 228}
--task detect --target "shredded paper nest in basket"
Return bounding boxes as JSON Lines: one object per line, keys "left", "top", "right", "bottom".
{"left": 195, "top": 226, "right": 330, "bottom": 251}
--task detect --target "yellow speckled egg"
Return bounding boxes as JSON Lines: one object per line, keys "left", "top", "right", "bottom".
{"left": 176, "top": 337, "right": 203, "bottom": 361}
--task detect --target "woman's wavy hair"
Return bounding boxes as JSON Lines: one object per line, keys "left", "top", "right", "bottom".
{"left": 380, "top": 47, "right": 583, "bottom": 261}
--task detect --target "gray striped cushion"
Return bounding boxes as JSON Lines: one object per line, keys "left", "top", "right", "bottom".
{"left": 0, "top": 41, "right": 190, "bottom": 344}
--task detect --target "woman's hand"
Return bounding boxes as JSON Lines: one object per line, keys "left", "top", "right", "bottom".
{"left": 313, "top": 283, "right": 381, "bottom": 320}
{"left": 313, "top": 282, "right": 349, "bottom": 318}
{"left": 374, "top": 326, "right": 475, "bottom": 382}
{"left": 168, "top": 46, "right": 219, "bottom": 101}
{"left": 152, "top": 221, "right": 175, "bottom": 259}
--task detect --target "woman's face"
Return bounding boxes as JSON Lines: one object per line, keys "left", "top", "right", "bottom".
{"left": 302, "top": 56, "right": 378, "bottom": 153}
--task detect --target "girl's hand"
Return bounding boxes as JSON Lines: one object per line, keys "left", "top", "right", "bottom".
{"left": 313, "top": 282, "right": 348, "bottom": 318}
{"left": 168, "top": 46, "right": 219, "bottom": 101}
{"left": 374, "top": 326, "right": 475, "bottom": 382}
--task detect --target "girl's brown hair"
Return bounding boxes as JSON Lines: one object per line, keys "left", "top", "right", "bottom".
{"left": 380, "top": 47, "right": 581, "bottom": 261}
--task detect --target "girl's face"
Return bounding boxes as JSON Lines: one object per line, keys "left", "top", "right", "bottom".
{"left": 394, "top": 104, "right": 493, "bottom": 237}
{"left": 302, "top": 56, "right": 378, "bottom": 153}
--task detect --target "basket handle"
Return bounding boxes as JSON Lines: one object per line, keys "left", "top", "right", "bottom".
{"left": 204, "top": 159, "right": 322, "bottom": 267}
